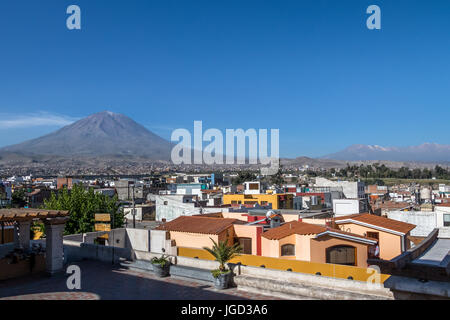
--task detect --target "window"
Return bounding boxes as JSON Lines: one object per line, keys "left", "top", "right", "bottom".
{"left": 238, "top": 238, "right": 252, "bottom": 255}
{"left": 281, "top": 244, "right": 295, "bottom": 256}
{"left": 367, "top": 232, "right": 379, "bottom": 240}
{"left": 444, "top": 214, "right": 450, "bottom": 227}
{"left": 326, "top": 245, "right": 356, "bottom": 266}
{"left": 249, "top": 183, "right": 259, "bottom": 190}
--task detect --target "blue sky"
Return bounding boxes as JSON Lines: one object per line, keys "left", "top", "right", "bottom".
{"left": 0, "top": 0, "right": 449, "bottom": 158}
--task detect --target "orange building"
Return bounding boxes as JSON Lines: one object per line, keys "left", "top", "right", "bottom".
{"left": 333, "top": 213, "right": 416, "bottom": 260}
{"left": 222, "top": 193, "right": 293, "bottom": 209}
{"left": 261, "top": 221, "right": 377, "bottom": 267}
{"left": 156, "top": 215, "right": 379, "bottom": 267}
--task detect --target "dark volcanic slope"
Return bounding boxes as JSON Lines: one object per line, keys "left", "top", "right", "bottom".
{"left": 0, "top": 111, "right": 172, "bottom": 159}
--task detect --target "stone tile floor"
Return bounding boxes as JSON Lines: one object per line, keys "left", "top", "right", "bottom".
{"left": 0, "top": 261, "right": 279, "bottom": 300}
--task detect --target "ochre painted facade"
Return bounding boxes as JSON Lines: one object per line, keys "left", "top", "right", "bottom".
{"left": 223, "top": 193, "right": 293, "bottom": 210}
{"left": 335, "top": 223, "right": 408, "bottom": 260}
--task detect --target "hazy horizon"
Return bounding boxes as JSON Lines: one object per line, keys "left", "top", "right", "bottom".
{"left": 1, "top": 1, "right": 450, "bottom": 157}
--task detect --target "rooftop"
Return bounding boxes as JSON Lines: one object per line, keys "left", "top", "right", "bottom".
{"left": 334, "top": 213, "right": 416, "bottom": 235}
{"left": 261, "top": 221, "right": 377, "bottom": 244}
{"left": 0, "top": 208, "right": 69, "bottom": 222}
{"left": 155, "top": 216, "right": 242, "bottom": 235}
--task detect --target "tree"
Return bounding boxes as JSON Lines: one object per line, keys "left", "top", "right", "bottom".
{"left": 270, "top": 165, "right": 284, "bottom": 186}
{"left": 203, "top": 238, "right": 242, "bottom": 272}
{"left": 12, "top": 188, "right": 27, "bottom": 208}
{"left": 43, "top": 184, "right": 124, "bottom": 235}
{"left": 232, "top": 171, "right": 257, "bottom": 185}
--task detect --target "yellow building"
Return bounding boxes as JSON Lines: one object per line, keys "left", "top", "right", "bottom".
{"left": 223, "top": 193, "right": 293, "bottom": 210}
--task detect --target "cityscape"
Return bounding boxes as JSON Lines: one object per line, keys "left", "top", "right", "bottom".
{"left": 0, "top": 0, "right": 449, "bottom": 311}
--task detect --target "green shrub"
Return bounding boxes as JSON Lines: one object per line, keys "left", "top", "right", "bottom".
{"left": 151, "top": 255, "right": 171, "bottom": 267}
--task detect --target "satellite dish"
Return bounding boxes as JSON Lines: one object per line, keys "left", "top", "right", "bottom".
{"left": 266, "top": 210, "right": 276, "bottom": 218}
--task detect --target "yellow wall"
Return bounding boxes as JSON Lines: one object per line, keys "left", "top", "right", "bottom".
{"left": 223, "top": 194, "right": 293, "bottom": 210}
{"left": 177, "top": 247, "right": 391, "bottom": 283}
{"left": 336, "top": 223, "right": 403, "bottom": 260}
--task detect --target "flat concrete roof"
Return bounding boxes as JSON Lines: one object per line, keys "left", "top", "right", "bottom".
{"left": 412, "top": 239, "right": 450, "bottom": 267}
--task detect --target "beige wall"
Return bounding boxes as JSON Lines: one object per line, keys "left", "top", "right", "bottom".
{"left": 336, "top": 223, "right": 403, "bottom": 260}
{"left": 261, "top": 233, "right": 371, "bottom": 267}
{"left": 295, "top": 234, "right": 315, "bottom": 261}
{"left": 281, "top": 214, "right": 300, "bottom": 222}
{"left": 233, "top": 224, "right": 259, "bottom": 255}
{"left": 261, "top": 234, "right": 314, "bottom": 261}
{"left": 222, "top": 211, "right": 248, "bottom": 221}
{"left": 169, "top": 231, "right": 222, "bottom": 250}
{"left": 301, "top": 218, "right": 328, "bottom": 225}
{"left": 310, "top": 235, "right": 369, "bottom": 267}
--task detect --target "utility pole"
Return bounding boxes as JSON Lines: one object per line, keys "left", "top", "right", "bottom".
{"left": 132, "top": 183, "right": 136, "bottom": 229}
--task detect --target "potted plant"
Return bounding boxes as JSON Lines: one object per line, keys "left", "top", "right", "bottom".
{"left": 151, "top": 254, "right": 171, "bottom": 277}
{"left": 203, "top": 238, "right": 242, "bottom": 290}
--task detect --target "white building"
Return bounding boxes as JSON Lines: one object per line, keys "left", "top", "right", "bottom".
{"left": 333, "top": 199, "right": 368, "bottom": 217}
{"left": 153, "top": 194, "right": 224, "bottom": 222}
{"left": 244, "top": 181, "right": 261, "bottom": 195}
{"left": 315, "top": 177, "right": 365, "bottom": 199}
{"left": 388, "top": 207, "right": 450, "bottom": 238}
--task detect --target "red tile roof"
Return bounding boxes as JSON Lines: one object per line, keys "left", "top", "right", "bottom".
{"left": 436, "top": 203, "right": 450, "bottom": 207}
{"left": 155, "top": 216, "right": 239, "bottom": 235}
{"left": 261, "top": 221, "right": 377, "bottom": 244}
{"left": 334, "top": 213, "right": 416, "bottom": 234}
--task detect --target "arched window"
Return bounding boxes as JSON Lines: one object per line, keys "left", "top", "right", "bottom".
{"left": 326, "top": 245, "right": 356, "bottom": 266}
{"left": 281, "top": 244, "right": 295, "bottom": 256}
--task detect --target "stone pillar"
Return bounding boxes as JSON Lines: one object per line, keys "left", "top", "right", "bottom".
{"left": 13, "top": 223, "right": 20, "bottom": 248}
{"left": 17, "top": 221, "right": 31, "bottom": 251}
{"left": 45, "top": 220, "right": 66, "bottom": 275}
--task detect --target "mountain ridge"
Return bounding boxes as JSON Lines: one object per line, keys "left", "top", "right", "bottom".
{"left": 322, "top": 143, "right": 450, "bottom": 162}
{"left": 0, "top": 111, "right": 172, "bottom": 159}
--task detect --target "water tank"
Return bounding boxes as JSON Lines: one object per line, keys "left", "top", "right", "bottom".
{"left": 420, "top": 188, "right": 431, "bottom": 201}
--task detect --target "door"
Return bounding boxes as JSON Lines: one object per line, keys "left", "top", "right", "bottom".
{"left": 238, "top": 238, "right": 252, "bottom": 255}
{"left": 326, "top": 245, "right": 356, "bottom": 266}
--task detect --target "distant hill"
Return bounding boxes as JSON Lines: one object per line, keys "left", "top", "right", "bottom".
{"left": 0, "top": 111, "right": 172, "bottom": 160}
{"left": 322, "top": 143, "right": 450, "bottom": 162}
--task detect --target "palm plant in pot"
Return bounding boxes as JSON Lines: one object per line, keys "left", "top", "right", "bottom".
{"left": 151, "top": 254, "right": 171, "bottom": 278}
{"left": 203, "top": 238, "right": 242, "bottom": 289}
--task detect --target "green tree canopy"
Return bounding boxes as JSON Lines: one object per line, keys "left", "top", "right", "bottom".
{"left": 232, "top": 171, "right": 257, "bottom": 185}
{"left": 44, "top": 184, "right": 124, "bottom": 235}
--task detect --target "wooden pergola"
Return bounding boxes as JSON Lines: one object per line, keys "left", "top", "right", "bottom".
{"left": 0, "top": 208, "right": 69, "bottom": 222}
{"left": 0, "top": 208, "right": 70, "bottom": 274}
